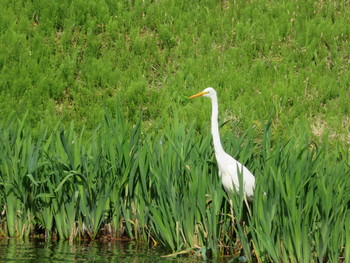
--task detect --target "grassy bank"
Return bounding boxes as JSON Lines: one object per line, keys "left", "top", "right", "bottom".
{"left": 1, "top": 0, "right": 350, "bottom": 261}
{"left": 1, "top": 0, "right": 349, "bottom": 144}
{"left": 0, "top": 110, "right": 349, "bottom": 261}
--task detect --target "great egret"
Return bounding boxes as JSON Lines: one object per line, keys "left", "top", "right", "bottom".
{"left": 188, "top": 87, "right": 255, "bottom": 202}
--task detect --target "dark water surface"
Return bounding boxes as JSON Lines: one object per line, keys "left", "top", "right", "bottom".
{"left": 0, "top": 239, "right": 213, "bottom": 262}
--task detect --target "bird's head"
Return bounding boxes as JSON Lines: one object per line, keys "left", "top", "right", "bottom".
{"left": 188, "top": 87, "right": 216, "bottom": 99}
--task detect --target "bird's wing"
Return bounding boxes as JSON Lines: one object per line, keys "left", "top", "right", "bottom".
{"left": 223, "top": 158, "right": 255, "bottom": 198}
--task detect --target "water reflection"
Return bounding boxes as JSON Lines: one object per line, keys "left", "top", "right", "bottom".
{"left": 0, "top": 238, "right": 208, "bottom": 262}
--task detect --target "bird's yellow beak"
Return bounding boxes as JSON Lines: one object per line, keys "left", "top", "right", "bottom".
{"left": 188, "top": 91, "right": 208, "bottom": 99}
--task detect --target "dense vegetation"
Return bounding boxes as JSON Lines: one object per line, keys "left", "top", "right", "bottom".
{"left": 1, "top": 0, "right": 349, "bottom": 142}
{"left": 0, "top": 110, "right": 349, "bottom": 261}
{"left": 1, "top": 0, "right": 349, "bottom": 261}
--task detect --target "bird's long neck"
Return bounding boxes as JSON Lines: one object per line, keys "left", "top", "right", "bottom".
{"left": 210, "top": 94, "right": 225, "bottom": 156}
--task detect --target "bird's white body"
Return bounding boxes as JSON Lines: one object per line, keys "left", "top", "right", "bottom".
{"left": 189, "top": 87, "right": 255, "bottom": 199}
{"left": 216, "top": 151, "right": 255, "bottom": 199}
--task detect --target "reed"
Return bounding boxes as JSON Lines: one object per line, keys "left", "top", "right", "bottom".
{"left": 0, "top": 110, "right": 349, "bottom": 261}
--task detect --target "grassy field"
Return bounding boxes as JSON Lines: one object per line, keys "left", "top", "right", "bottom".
{"left": 1, "top": 0, "right": 349, "bottom": 143}
{"left": 1, "top": 0, "right": 350, "bottom": 261}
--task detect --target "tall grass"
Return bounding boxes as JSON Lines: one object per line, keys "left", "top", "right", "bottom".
{"left": 0, "top": 110, "right": 349, "bottom": 261}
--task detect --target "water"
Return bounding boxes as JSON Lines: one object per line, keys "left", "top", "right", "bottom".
{"left": 0, "top": 239, "right": 209, "bottom": 262}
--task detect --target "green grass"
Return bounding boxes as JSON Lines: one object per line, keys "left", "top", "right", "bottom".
{"left": 1, "top": 0, "right": 350, "bottom": 261}
{"left": 0, "top": 0, "right": 349, "bottom": 144}
{"left": 0, "top": 110, "right": 349, "bottom": 261}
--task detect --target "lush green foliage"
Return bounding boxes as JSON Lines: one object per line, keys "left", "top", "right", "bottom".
{"left": 1, "top": 0, "right": 350, "bottom": 261}
{"left": 0, "top": 0, "right": 349, "bottom": 143}
{"left": 0, "top": 111, "right": 349, "bottom": 261}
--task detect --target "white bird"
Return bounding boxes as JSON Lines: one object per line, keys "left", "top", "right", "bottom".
{"left": 188, "top": 87, "right": 255, "bottom": 203}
